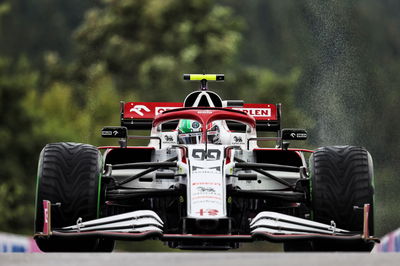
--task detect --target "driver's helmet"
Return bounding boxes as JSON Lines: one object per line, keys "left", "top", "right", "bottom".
{"left": 178, "top": 119, "right": 202, "bottom": 144}
{"left": 177, "top": 119, "right": 221, "bottom": 144}
{"left": 207, "top": 123, "right": 221, "bottom": 144}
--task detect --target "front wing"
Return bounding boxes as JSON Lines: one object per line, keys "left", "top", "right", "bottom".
{"left": 34, "top": 200, "right": 379, "bottom": 245}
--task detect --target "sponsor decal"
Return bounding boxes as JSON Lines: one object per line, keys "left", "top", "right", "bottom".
{"left": 233, "top": 107, "right": 271, "bottom": 117}
{"left": 282, "top": 129, "right": 308, "bottom": 140}
{"left": 101, "top": 127, "right": 127, "bottom": 138}
{"left": 196, "top": 186, "right": 216, "bottom": 193}
{"left": 102, "top": 130, "right": 112, "bottom": 136}
{"left": 192, "top": 121, "right": 200, "bottom": 129}
{"left": 163, "top": 135, "right": 174, "bottom": 142}
{"left": 44, "top": 209, "right": 48, "bottom": 224}
{"left": 296, "top": 133, "right": 307, "bottom": 138}
{"left": 197, "top": 110, "right": 213, "bottom": 114}
{"left": 155, "top": 106, "right": 179, "bottom": 114}
{"left": 192, "top": 166, "right": 221, "bottom": 173}
{"left": 192, "top": 196, "right": 222, "bottom": 200}
{"left": 129, "top": 105, "right": 151, "bottom": 116}
{"left": 192, "top": 182, "right": 221, "bottom": 186}
{"left": 195, "top": 209, "right": 219, "bottom": 216}
{"left": 233, "top": 136, "right": 244, "bottom": 143}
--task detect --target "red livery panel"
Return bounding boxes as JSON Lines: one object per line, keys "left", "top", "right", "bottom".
{"left": 123, "top": 102, "right": 277, "bottom": 121}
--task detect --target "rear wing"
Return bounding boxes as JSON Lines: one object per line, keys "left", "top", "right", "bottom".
{"left": 120, "top": 102, "right": 281, "bottom": 131}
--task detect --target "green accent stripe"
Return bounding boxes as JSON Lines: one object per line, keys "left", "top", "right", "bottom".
{"left": 34, "top": 175, "right": 40, "bottom": 223}
{"left": 97, "top": 172, "right": 102, "bottom": 218}
{"left": 34, "top": 148, "right": 45, "bottom": 225}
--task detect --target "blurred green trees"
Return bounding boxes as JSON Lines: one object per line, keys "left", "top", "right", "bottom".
{"left": 74, "top": 0, "right": 243, "bottom": 100}
{"left": 0, "top": 0, "right": 98, "bottom": 64}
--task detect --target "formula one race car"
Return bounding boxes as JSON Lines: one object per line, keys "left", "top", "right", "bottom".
{"left": 34, "top": 74, "right": 378, "bottom": 252}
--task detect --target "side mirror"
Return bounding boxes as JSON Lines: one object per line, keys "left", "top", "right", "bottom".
{"left": 281, "top": 128, "right": 307, "bottom": 140}
{"left": 101, "top": 127, "right": 128, "bottom": 138}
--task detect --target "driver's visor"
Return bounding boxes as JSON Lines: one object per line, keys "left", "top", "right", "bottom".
{"left": 178, "top": 132, "right": 202, "bottom": 144}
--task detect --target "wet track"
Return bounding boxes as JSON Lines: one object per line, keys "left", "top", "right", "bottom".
{"left": 1, "top": 253, "right": 400, "bottom": 266}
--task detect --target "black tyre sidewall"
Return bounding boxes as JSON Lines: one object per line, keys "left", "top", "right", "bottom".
{"left": 34, "top": 142, "right": 103, "bottom": 252}
{"left": 310, "top": 146, "right": 374, "bottom": 251}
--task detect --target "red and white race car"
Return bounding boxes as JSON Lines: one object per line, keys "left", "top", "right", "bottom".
{"left": 34, "top": 74, "right": 377, "bottom": 252}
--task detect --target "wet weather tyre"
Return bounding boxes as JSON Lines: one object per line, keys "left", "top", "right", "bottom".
{"left": 34, "top": 142, "right": 114, "bottom": 252}
{"left": 310, "top": 146, "right": 374, "bottom": 251}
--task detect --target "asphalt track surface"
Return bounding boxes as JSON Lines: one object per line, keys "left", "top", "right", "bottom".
{"left": 1, "top": 253, "right": 400, "bottom": 266}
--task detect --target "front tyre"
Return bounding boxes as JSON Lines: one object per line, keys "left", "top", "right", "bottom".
{"left": 310, "top": 146, "right": 374, "bottom": 251}
{"left": 34, "top": 142, "right": 114, "bottom": 252}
